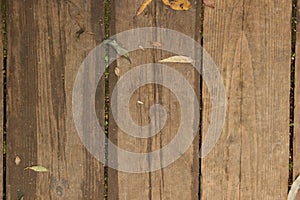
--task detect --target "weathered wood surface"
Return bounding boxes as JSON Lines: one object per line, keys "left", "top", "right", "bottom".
{"left": 201, "top": 0, "right": 291, "bottom": 199}
{"left": 294, "top": 0, "right": 300, "bottom": 199}
{"left": 6, "top": 1, "right": 105, "bottom": 199}
{"left": 2, "top": 0, "right": 296, "bottom": 199}
{"left": 108, "top": 0, "right": 200, "bottom": 199}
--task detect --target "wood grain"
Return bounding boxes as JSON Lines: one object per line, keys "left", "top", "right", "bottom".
{"left": 109, "top": 0, "right": 200, "bottom": 199}
{"left": 6, "top": 1, "right": 105, "bottom": 199}
{"left": 201, "top": 0, "right": 291, "bottom": 199}
{"left": 294, "top": 0, "right": 300, "bottom": 199}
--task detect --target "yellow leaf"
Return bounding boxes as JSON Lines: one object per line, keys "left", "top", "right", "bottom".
{"left": 25, "top": 166, "right": 49, "bottom": 172}
{"left": 162, "top": 0, "right": 192, "bottom": 10}
{"left": 159, "top": 56, "right": 193, "bottom": 63}
{"left": 136, "top": 0, "right": 153, "bottom": 16}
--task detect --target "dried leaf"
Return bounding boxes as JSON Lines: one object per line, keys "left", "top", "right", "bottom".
{"left": 203, "top": 0, "right": 215, "bottom": 8}
{"left": 159, "top": 56, "right": 193, "bottom": 63}
{"left": 115, "top": 67, "right": 120, "bottom": 77}
{"left": 25, "top": 166, "right": 49, "bottom": 172}
{"left": 151, "top": 41, "right": 162, "bottom": 47}
{"left": 162, "top": 0, "right": 192, "bottom": 10}
{"left": 136, "top": 0, "right": 153, "bottom": 16}
{"left": 103, "top": 39, "right": 132, "bottom": 64}
{"left": 137, "top": 100, "right": 144, "bottom": 105}
{"left": 15, "top": 156, "right": 21, "bottom": 166}
{"left": 288, "top": 175, "right": 300, "bottom": 200}
{"left": 138, "top": 45, "right": 145, "bottom": 50}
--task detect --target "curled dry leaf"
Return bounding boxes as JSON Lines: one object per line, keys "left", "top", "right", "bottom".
{"left": 15, "top": 156, "right": 21, "bottom": 166}
{"left": 136, "top": 0, "right": 153, "bottom": 16}
{"left": 203, "top": 0, "right": 215, "bottom": 8}
{"left": 162, "top": 0, "right": 192, "bottom": 10}
{"left": 159, "top": 55, "right": 193, "bottom": 63}
{"left": 25, "top": 165, "right": 49, "bottom": 172}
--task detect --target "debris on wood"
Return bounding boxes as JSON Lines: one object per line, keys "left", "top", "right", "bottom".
{"left": 162, "top": 0, "right": 192, "bottom": 10}
{"left": 136, "top": 0, "right": 153, "bottom": 16}
{"left": 135, "top": 0, "right": 192, "bottom": 16}
{"left": 138, "top": 45, "right": 145, "bottom": 50}
{"left": 103, "top": 39, "right": 132, "bottom": 64}
{"left": 25, "top": 165, "right": 49, "bottom": 172}
{"left": 151, "top": 41, "right": 162, "bottom": 47}
{"left": 115, "top": 67, "right": 120, "bottom": 77}
{"left": 288, "top": 175, "right": 300, "bottom": 200}
{"left": 159, "top": 55, "right": 193, "bottom": 63}
{"left": 15, "top": 156, "right": 21, "bottom": 166}
{"left": 137, "top": 100, "right": 144, "bottom": 105}
{"left": 203, "top": 0, "right": 215, "bottom": 8}
{"left": 76, "top": 27, "right": 85, "bottom": 38}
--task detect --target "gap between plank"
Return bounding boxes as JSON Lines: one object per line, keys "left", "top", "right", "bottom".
{"left": 1, "top": 0, "right": 6, "bottom": 199}
{"left": 104, "top": 0, "right": 111, "bottom": 199}
{"left": 198, "top": 1, "right": 205, "bottom": 199}
{"left": 289, "top": 0, "right": 297, "bottom": 191}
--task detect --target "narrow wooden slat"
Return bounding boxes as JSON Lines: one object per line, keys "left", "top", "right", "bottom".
{"left": 0, "top": 1, "right": 4, "bottom": 198}
{"left": 201, "top": 0, "right": 291, "bottom": 199}
{"left": 294, "top": 0, "right": 300, "bottom": 199}
{"left": 6, "top": 1, "right": 105, "bottom": 199}
{"left": 109, "top": 0, "right": 200, "bottom": 199}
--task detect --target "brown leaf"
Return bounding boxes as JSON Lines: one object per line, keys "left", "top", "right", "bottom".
{"left": 136, "top": 0, "right": 153, "bottom": 16}
{"left": 203, "top": 0, "right": 215, "bottom": 8}
{"left": 162, "top": 0, "right": 192, "bottom": 10}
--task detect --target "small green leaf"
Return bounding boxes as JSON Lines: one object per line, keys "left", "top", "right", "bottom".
{"left": 25, "top": 165, "right": 49, "bottom": 172}
{"left": 103, "top": 39, "right": 132, "bottom": 64}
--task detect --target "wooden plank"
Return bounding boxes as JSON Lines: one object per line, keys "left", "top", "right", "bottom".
{"left": 109, "top": 0, "right": 200, "bottom": 199}
{"left": 294, "top": 0, "right": 300, "bottom": 199}
{"left": 6, "top": 1, "right": 105, "bottom": 199}
{"left": 0, "top": 1, "right": 4, "bottom": 199}
{"left": 201, "top": 0, "right": 291, "bottom": 199}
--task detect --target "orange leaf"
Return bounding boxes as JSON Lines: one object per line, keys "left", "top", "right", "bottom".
{"left": 136, "top": 0, "right": 153, "bottom": 16}
{"left": 162, "top": 0, "right": 192, "bottom": 10}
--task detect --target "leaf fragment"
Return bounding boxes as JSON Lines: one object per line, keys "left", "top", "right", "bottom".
{"left": 136, "top": 0, "right": 153, "bottom": 16}
{"left": 162, "top": 0, "right": 192, "bottom": 10}
{"left": 114, "top": 67, "right": 120, "bottom": 77}
{"left": 138, "top": 45, "right": 145, "bottom": 50}
{"left": 137, "top": 100, "right": 144, "bottom": 105}
{"left": 159, "top": 56, "right": 193, "bottom": 63}
{"left": 25, "top": 165, "right": 49, "bottom": 172}
{"left": 103, "top": 39, "right": 132, "bottom": 64}
{"left": 15, "top": 156, "right": 21, "bottom": 166}
{"left": 203, "top": 0, "right": 215, "bottom": 8}
{"left": 151, "top": 41, "right": 162, "bottom": 47}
